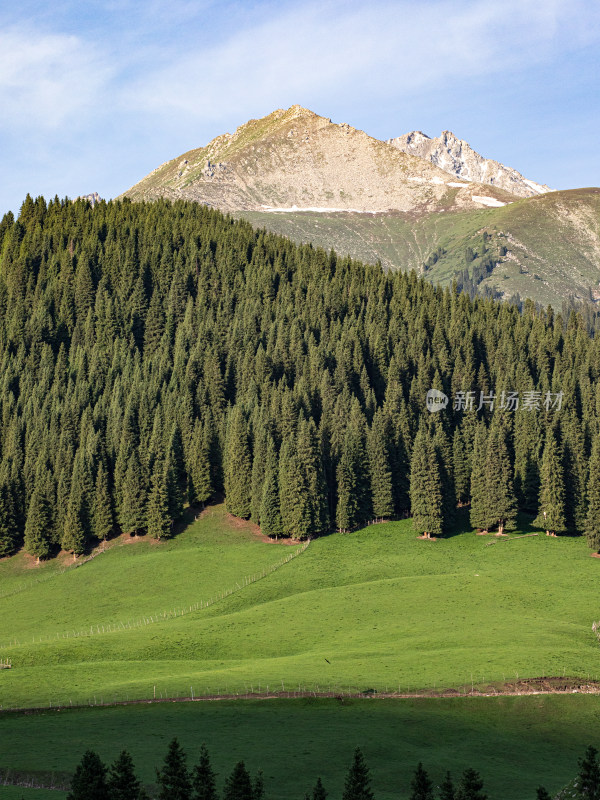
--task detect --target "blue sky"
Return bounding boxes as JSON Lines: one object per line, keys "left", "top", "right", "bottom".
{"left": 1, "top": 0, "right": 599, "bottom": 216}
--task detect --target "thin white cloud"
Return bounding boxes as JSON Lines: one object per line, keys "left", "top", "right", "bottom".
{"left": 0, "top": 27, "right": 112, "bottom": 130}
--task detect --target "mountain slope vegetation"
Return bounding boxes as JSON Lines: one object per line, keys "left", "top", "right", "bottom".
{"left": 1, "top": 195, "right": 600, "bottom": 561}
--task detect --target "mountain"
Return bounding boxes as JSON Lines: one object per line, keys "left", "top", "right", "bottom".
{"left": 124, "top": 105, "right": 514, "bottom": 213}
{"left": 77, "top": 191, "right": 102, "bottom": 206}
{"left": 122, "top": 106, "right": 600, "bottom": 307}
{"left": 388, "top": 130, "right": 551, "bottom": 198}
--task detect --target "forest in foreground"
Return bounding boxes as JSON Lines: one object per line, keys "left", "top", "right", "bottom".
{"left": 1, "top": 194, "right": 600, "bottom": 558}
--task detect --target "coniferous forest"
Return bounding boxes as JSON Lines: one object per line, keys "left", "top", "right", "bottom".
{"left": 1, "top": 194, "right": 600, "bottom": 560}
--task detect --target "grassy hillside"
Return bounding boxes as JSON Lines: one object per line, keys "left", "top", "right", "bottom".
{"left": 1, "top": 505, "right": 599, "bottom": 710}
{"left": 240, "top": 187, "right": 600, "bottom": 307}
{"left": 1, "top": 696, "right": 599, "bottom": 800}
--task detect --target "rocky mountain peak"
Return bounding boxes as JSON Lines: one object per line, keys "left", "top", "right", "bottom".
{"left": 388, "top": 130, "right": 550, "bottom": 198}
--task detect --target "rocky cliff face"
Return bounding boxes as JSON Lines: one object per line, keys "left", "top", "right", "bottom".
{"left": 388, "top": 131, "right": 550, "bottom": 198}
{"left": 122, "top": 107, "right": 516, "bottom": 213}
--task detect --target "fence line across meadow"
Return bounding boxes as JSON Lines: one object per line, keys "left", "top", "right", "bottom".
{"left": 0, "top": 540, "right": 310, "bottom": 652}
{"left": 3, "top": 676, "right": 600, "bottom": 714}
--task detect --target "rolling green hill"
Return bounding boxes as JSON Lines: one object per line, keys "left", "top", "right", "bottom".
{"left": 241, "top": 187, "right": 600, "bottom": 307}
{"left": 1, "top": 503, "right": 599, "bottom": 711}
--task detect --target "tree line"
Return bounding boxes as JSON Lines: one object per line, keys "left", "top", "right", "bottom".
{"left": 1, "top": 194, "right": 600, "bottom": 557}
{"left": 61, "top": 739, "right": 600, "bottom": 800}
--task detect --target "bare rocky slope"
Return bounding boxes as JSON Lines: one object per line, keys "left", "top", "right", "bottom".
{"left": 388, "top": 130, "right": 551, "bottom": 198}
{"left": 123, "top": 106, "right": 515, "bottom": 213}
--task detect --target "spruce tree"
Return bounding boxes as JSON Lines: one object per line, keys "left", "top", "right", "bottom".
{"left": 368, "top": 410, "right": 394, "bottom": 520}
{"left": 108, "top": 750, "right": 141, "bottom": 800}
{"left": 224, "top": 407, "right": 252, "bottom": 519}
{"left": 342, "top": 748, "right": 374, "bottom": 800}
{"left": 67, "top": 750, "right": 109, "bottom": 800}
{"left": 534, "top": 430, "right": 567, "bottom": 536}
{"left": 585, "top": 438, "right": 600, "bottom": 552}
{"left": 92, "top": 461, "right": 113, "bottom": 542}
{"left": 192, "top": 744, "right": 217, "bottom": 800}
{"left": 279, "top": 435, "right": 311, "bottom": 539}
{"left": 455, "top": 768, "right": 486, "bottom": 800}
{"left": 253, "top": 770, "right": 265, "bottom": 800}
{"left": 484, "top": 422, "right": 517, "bottom": 535}
{"left": 469, "top": 422, "right": 490, "bottom": 532}
{"left": 336, "top": 434, "right": 358, "bottom": 532}
{"left": 62, "top": 483, "right": 87, "bottom": 557}
{"left": 577, "top": 745, "right": 600, "bottom": 800}
{"left": 23, "top": 486, "right": 52, "bottom": 560}
{"left": 260, "top": 438, "right": 283, "bottom": 538}
{"left": 147, "top": 464, "right": 172, "bottom": 539}
{"left": 188, "top": 419, "right": 213, "bottom": 506}
{"left": 0, "top": 483, "right": 18, "bottom": 557}
{"left": 410, "top": 763, "right": 434, "bottom": 800}
{"left": 409, "top": 426, "right": 443, "bottom": 538}
{"left": 535, "top": 788, "right": 551, "bottom": 800}
{"left": 119, "top": 450, "right": 148, "bottom": 535}
{"left": 438, "top": 772, "right": 455, "bottom": 800}
{"left": 223, "top": 761, "right": 253, "bottom": 800}
{"left": 157, "top": 738, "right": 192, "bottom": 800}
{"left": 312, "top": 777, "right": 328, "bottom": 800}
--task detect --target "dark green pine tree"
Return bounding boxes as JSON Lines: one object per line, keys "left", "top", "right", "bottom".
{"left": 147, "top": 464, "right": 172, "bottom": 540}
{"left": 297, "top": 417, "right": 329, "bottom": 534}
{"left": 535, "top": 788, "right": 551, "bottom": 800}
{"left": 577, "top": 745, "right": 600, "bottom": 800}
{"left": 119, "top": 450, "right": 148, "bottom": 535}
{"left": 534, "top": 430, "right": 567, "bottom": 536}
{"left": 67, "top": 750, "right": 109, "bottom": 800}
{"left": 250, "top": 424, "right": 268, "bottom": 524}
{"left": 92, "top": 461, "right": 113, "bottom": 542}
{"left": 188, "top": 419, "right": 212, "bottom": 506}
{"left": 453, "top": 427, "right": 470, "bottom": 507}
{"left": 192, "top": 744, "right": 217, "bottom": 800}
{"left": 410, "top": 763, "right": 433, "bottom": 800}
{"left": 336, "top": 433, "right": 358, "bottom": 533}
{"left": 438, "top": 772, "right": 455, "bottom": 800}
{"left": 0, "top": 483, "right": 18, "bottom": 557}
{"left": 585, "top": 438, "right": 600, "bottom": 553}
{"left": 454, "top": 768, "right": 486, "bottom": 800}
{"left": 24, "top": 486, "right": 52, "bottom": 561}
{"left": 433, "top": 424, "right": 456, "bottom": 532}
{"left": 156, "top": 738, "right": 192, "bottom": 800}
{"left": 224, "top": 407, "right": 252, "bottom": 519}
{"left": 312, "top": 777, "right": 328, "bottom": 800}
{"left": 108, "top": 750, "right": 141, "bottom": 800}
{"left": 61, "top": 482, "right": 87, "bottom": 558}
{"left": 484, "top": 422, "right": 517, "bottom": 535}
{"left": 166, "top": 452, "right": 185, "bottom": 523}
{"left": 368, "top": 410, "right": 394, "bottom": 520}
{"left": 409, "top": 426, "right": 443, "bottom": 538}
{"left": 260, "top": 438, "right": 283, "bottom": 538}
{"left": 279, "top": 435, "right": 311, "bottom": 539}
{"left": 342, "top": 748, "right": 374, "bottom": 800}
{"left": 223, "top": 761, "right": 253, "bottom": 800}
{"left": 469, "top": 422, "right": 490, "bottom": 533}
{"left": 253, "top": 770, "right": 265, "bottom": 800}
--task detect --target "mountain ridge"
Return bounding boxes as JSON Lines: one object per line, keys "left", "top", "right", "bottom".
{"left": 123, "top": 105, "right": 516, "bottom": 213}
{"left": 388, "top": 130, "right": 551, "bottom": 198}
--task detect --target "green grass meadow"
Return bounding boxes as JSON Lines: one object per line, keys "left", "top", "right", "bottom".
{"left": 2, "top": 504, "right": 600, "bottom": 798}
{"left": 2, "top": 696, "right": 600, "bottom": 800}
{"left": 1, "top": 504, "right": 600, "bottom": 709}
